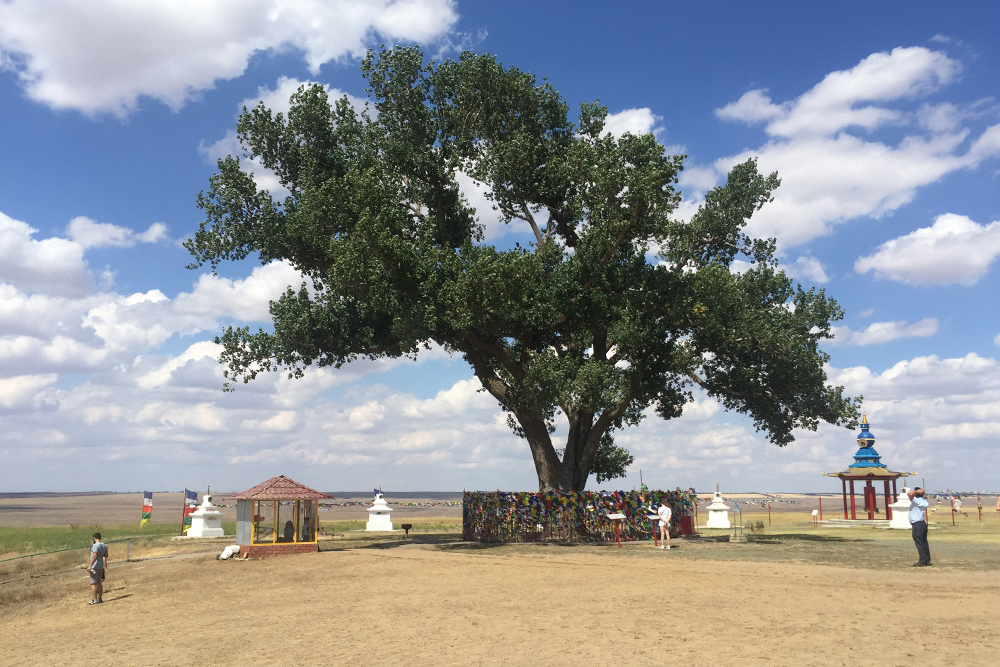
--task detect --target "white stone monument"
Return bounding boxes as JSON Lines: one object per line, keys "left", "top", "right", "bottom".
{"left": 705, "top": 484, "right": 731, "bottom": 529}
{"left": 889, "top": 487, "right": 913, "bottom": 530}
{"left": 188, "top": 493, "right": 225, "bottom": 537}
{"left": 366, "top": 492, "right": 395, "bottom": 531}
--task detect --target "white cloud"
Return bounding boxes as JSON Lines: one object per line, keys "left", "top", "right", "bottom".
{"left": 0, "top": 0, "right": 458, "bottom": 116}
{"left": 1, "top": 211, "right": 171, "bottom": 296}
{"left": 67, "top": 216, "right": 168, "bottom": 249}
{"left": 0, "top": 211, "right": 91, "bottom": 295}
{"left": 787, "top": 256, "right": 829, "bottom": 283}
{"left": 0, "top": 259, "right": 304, "bottom": 376}
{"left": 715, "top": 89, "right": 785, "bottom": 124}
{"left": 855, "top": 213, "right": 1000, "bottom": 285}
{"left": 830, "top": 318, "right": 938, "bottom": 346}
{"left": 712, "top": 47, "right": 1000, "bottom": 248}
{"left": 242, "top": 410, "right": 298, "bottom": 432}
{"left": 603, "top": 108, "right": 663, "bottom": 138}
{"left": 137, "top": 341, "right": 223, "bottom": 390}
{"left": 172, "top": 261, "right": 306, "bottom": 325}
{"left": 0, "top": 373, "right": 57, "bottom": 409}
{"left": 401, "top": 378, "right": 492, "bottom": 418}
{"left": 349, "top": 400, "right": 385, "bottom": 430}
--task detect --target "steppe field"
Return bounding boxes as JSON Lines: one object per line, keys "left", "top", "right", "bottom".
{"left": 2, "top": 492, "right": 999, "bottom": 667}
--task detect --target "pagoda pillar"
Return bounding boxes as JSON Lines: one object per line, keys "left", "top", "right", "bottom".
{"left": 842, "top": 478, "right": 848, "bottom": 519}
{"left": 849, "top": 480, "right": 856, "bottom": 520}
{"left": 867, "top": 481, "right": 875, "bottom": 520}
{"left": 884, "top": 480, "right": 892, "bottom": 520}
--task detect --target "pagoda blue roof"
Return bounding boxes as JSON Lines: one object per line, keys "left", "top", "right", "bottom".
{"left": 822, "top": 413, "right": 915, "bottom": 481}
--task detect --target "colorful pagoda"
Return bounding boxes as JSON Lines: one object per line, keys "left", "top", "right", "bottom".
{"left": 821, "top": 413, "right": 915, "bottom": 520}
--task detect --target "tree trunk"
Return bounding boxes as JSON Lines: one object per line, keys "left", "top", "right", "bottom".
{"left": 526, "top": 409, "right": 609, "bottom": 492}
{"left": 561, "top": 409, "right": 593, "bottom": 491}
{"left": 519, "top": 415, "right": 567, "bottom": 492}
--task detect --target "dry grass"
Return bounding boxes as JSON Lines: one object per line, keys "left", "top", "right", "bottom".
{"left": 3, "top": 537, "right": 999, "bottom": 666}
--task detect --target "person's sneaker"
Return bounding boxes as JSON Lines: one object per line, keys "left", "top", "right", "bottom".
{"left": 659, "top": 545, "right": 664, "bottom": 549}
{"left": 88, "top": 600, "right": 99, "bottom": 605}
{"left": 665, "top": 546, "right": 671, "bottom": 549}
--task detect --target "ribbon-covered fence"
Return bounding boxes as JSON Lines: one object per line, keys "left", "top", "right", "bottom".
{"left": 462, "top": 489, "right": 697, "bottom": 543}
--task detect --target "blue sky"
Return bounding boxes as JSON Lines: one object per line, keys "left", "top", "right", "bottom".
{"left": 1, "top": 1, "right": 999, "bottom": 493}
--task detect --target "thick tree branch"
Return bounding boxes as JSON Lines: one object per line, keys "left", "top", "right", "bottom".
{"left": 519, "top": 202, "right": 545, "bottom": 247}
{"left": 687, "top": 371, "right": 749, "bottom": 399}
{"left": 462, "top": 330, "right": 525, "bottom": 384}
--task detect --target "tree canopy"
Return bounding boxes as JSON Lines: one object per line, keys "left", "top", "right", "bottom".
{"left": 186, "top": 46, "right": 861, "bottom": 492}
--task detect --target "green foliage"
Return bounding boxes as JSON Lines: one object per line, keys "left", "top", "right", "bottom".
{"left": 187, "top": 46, "right": 860, "bottom": 492}
{"left": 0, "top": 522, "right": 210, "bottom": 556}
{"left": 590, "top": 432, "right": 634, "bottom": 483}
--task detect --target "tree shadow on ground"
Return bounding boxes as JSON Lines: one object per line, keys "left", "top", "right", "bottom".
{"left": 441, "top": 539, "right": 661, "bottom": 550}
{"left": 749, "top": 533, "right": 857, "bottom": 544}
{"left": 320, "top": 534, "right": 469, "bottom": 552}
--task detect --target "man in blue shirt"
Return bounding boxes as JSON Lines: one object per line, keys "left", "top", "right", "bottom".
{"left": 907, "top": 488, "right": 931, "bottom": 567}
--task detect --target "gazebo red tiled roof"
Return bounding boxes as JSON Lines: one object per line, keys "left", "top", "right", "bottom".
{"left": 227, "top": 475, "right": 332, "bottom": 500}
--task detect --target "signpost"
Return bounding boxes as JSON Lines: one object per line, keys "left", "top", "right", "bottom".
{"left": 647, "top": 514, "right": 659, "bottom": 547}
{"left": 607, "top": 513, "right": 626, "bottom": 548}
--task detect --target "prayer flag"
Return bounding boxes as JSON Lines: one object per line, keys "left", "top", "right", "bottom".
{"left": 140, "top": 492, "right": 153, "bottom": 527}
{"left": 182, "top": 489, "right": 198, "bottom": 533}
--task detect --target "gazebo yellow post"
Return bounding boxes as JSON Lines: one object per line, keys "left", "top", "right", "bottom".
{"left": 272, "top": 500, "right": 277, "bottom": 544}
{"left": 293, "top": 500, "right": 299, "bottom": 543}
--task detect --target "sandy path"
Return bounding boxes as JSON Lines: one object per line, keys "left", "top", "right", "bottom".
{"left": 3, "top": 543, "right": 998, "bottom": 667}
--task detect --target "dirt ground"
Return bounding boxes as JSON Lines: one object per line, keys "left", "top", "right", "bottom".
{"left": 3, "top": 533, "right": 999, "bottom": 667}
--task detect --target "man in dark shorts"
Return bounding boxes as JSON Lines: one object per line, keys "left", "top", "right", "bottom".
{"left": 89, "top": 532, "right": 108, "bottom": 605}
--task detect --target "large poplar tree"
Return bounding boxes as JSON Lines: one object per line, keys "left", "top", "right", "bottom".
{"left": 187, "top": 47, "right": 860, "bottom": 492}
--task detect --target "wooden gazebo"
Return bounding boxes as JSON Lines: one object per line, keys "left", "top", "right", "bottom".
{"left": 822, "top": 414, "right": 915, "bottom": 520}
{"left": 228, "top": 476, "right": 332, "bottom": 558}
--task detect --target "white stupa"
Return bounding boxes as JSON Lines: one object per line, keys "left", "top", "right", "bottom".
{"left": 366, "top": 492, "right": 395, "bottom": 531}
{"left": 705, "top": 484, "right": 731, "bottom": 529}
{"left": 187, "top": 492, "right": 225, "bottom": 537}
{"left": 889, "top": 487, "right": 914, "bottom": 530}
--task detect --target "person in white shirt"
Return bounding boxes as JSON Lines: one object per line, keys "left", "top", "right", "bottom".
{"left": 656, "top": 503, "right": 672, "bottom": 550}
{"left": 952, "top": 497, "right": 968, "bottom": 517}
